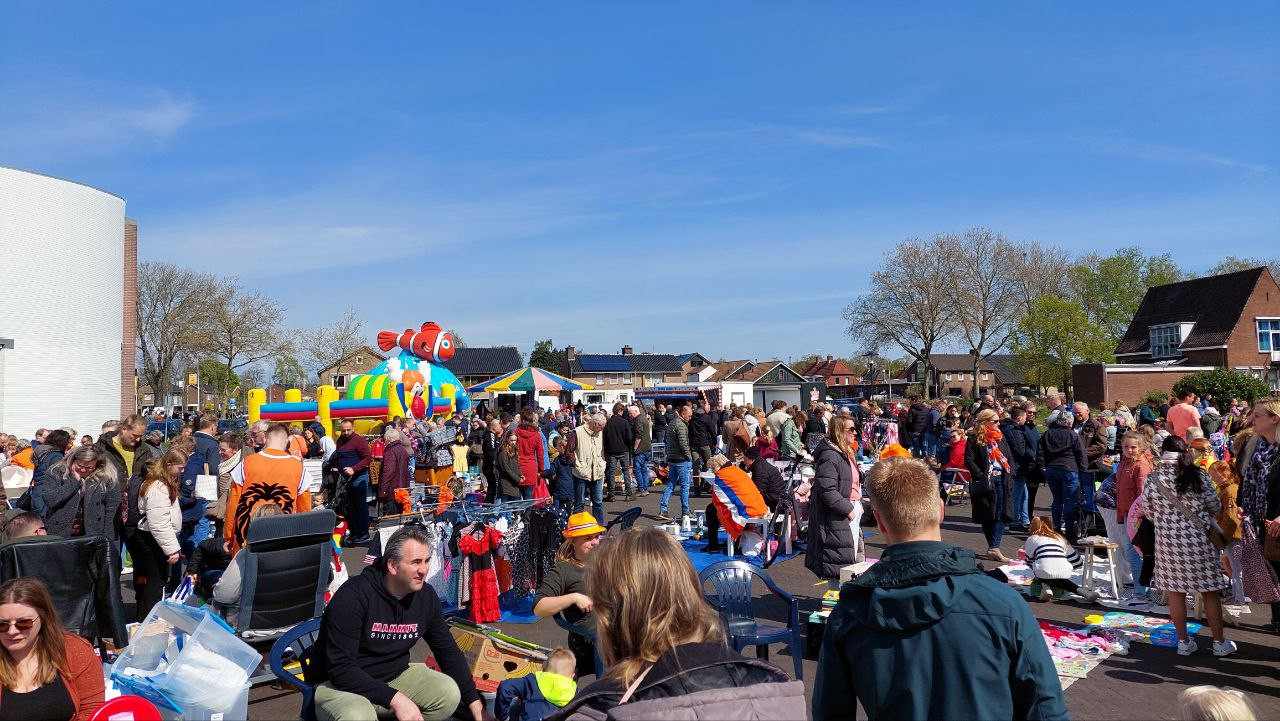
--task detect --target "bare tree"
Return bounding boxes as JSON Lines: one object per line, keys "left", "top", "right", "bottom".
{"left": 298, "top": 308, "right": 368, "bottom": 384}
{"left": 945, "top": 228, "right": 1020, "bottom": 398}
{"left": 1007, "top": 240, "right": 1073, "bottom": 308}
{"left": 136, "top": 262, "right": 218, "bottom": 407}
{"left": 196, "top": 277, "right": 292, "bottom": 399}
{"left": 843, "top": 236, "right": 955, "bottom": 399}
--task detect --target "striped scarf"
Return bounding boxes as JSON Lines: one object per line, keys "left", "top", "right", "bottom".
{"left": 982, "top": 425, "right": 1010, "bottom": 474}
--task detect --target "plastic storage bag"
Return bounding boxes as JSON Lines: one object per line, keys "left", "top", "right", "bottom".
{"left": 111, "top": 600, "right": 259, "bottom": 719}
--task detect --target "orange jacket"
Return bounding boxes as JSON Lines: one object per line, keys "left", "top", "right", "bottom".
{"left": 225, "top": 448, "right": 312, "bottom": 553}
{"left": 9, "top": 446, "right": 34, "bottom": 470}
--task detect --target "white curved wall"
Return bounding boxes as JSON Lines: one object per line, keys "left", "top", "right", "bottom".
{"left": 0, "top": 167, "right": 125, "bottom": 441}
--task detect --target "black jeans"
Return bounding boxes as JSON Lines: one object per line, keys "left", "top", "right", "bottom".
{"left": 704, "top": 502, "right": 723, "bottom": 549}
{"left": 133, "top": 532, "right": 173, "bottom": 622}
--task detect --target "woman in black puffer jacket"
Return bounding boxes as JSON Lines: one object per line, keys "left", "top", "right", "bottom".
{"left": 805, "top": 416, "right": 862, "bottom": 582}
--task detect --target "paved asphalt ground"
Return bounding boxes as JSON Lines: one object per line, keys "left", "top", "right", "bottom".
{"left": 146, "top": 488, "right": 1277, "bottom": 720}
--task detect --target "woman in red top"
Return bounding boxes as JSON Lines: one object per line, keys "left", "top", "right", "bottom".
{"left": 515, "top": 408, "right": 546, "bottom": 501}
{"left": 0, "top": 578, "right": 104, "bottom": 721}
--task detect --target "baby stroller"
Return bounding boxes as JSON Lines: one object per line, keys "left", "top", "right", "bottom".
{"left": 938, "top": 435, "right": 970, "bottom": 505}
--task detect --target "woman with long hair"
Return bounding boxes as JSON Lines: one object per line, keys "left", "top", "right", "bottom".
{"left": 39, "top": 445, "right": 120, "bottom": 542}
{"left": 806, "top": 415, "right": 862, "bottom": 583}
{"left": 1234, "top": 396, "right": 1280, "bottom": 634}
{"left": 965, "top": 408, "right": 1017, "bottom": 562}
{"left": 533, "top": 512, "right": 605, "bottom": 680}
{"left": 1142, "top": 436, "right": 1235, "bottom": 657}
{"left": 134, "top": 448, "right": 185, "bottom": 621}
{"left": 554, "top": 527, "right": 800, "bottom": 718}
{"left": 0, "top": 577, "right": 104, "bottom": 721}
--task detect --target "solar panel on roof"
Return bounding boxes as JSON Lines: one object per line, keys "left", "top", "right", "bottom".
{"left": 577, "top": 356, "right": 630, "bottom": 372}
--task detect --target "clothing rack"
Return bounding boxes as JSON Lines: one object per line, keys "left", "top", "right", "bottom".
{"left": 375, "top": 496, "right": 552, "bottom": 528}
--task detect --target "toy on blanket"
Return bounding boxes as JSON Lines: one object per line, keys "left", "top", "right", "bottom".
{"left": 710, "top": 465, "right": 769, "bottom": 546}
{"left": 1084, "top": 611, "right": 1202, "bottom": 648}
{"left": 821, "top": 590, "right": 840, "bottom": 610}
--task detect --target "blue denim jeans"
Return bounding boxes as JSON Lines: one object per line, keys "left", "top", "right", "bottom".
{"left": 574, "top": 476, "right": 605, "bottom": 525}
{"left": 662, "top": 461, "right": 692, "bottom": 518}
{"left": 632, "top": 451, "right": 651, "bottom": 492}
{"left": 1043, "top": 467, "right": 1079, "bottom": 539}
{"left": 1116, "top": 513, "right": 1147, "bottom": 596}
{"left": 1011, "top": 472, "right": 1029, "bottom": 526}
{"left": 922, "top": 432, "right": 938, "bottom": 460}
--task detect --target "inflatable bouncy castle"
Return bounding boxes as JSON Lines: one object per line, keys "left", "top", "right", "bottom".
{"left": 248, "top": 321, "right": 472, "bottom": 436}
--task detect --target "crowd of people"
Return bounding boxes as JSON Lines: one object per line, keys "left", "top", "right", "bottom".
{"left": 0, "top": 388, "right": 1276, "bottom": 721}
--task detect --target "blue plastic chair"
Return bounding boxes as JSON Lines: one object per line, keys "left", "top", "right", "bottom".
{"left": 699, "top": 560, "right": 803, "bottom": 680}
{"left": 269, "top": 617, "right": 322, "bottom": 721}
{"left": 605, "top": 506, "right": 643, "bottom": 535}
{"left": 553, "top": 614, "right": 605, "bottom": 678}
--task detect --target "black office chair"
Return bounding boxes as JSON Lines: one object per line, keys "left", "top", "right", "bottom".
{"left": 0, "top": 535, "right": 128, "bottom": 646}
{"left": 221, "top": 509, "right": 336, "bottom": 640}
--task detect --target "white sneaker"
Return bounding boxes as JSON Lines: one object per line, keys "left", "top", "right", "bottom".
{"left": 1212, "top": 640, "right": 1238, "bottom": 658}
{"left": 1120, "top": 596, "right": 1150, "bottom": 610}
{"left": 1177, "top": 638, "right": 1198, "bottom": 656}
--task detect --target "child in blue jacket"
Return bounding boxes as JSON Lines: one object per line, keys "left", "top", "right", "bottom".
{"left": 494, "top": 647, "right": 577, "bottom": 721}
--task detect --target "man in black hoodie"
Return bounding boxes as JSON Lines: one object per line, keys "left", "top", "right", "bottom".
{"left": 688, "top": 402, "right": 719, "bottom": 495}
{"left": 310, "top": 525, "right": 492, "bottom": 721}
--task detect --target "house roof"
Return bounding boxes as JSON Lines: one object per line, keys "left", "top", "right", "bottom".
{"left": 676, "top": 352, "right": 712, "bottom": 367}
{"left": 799, "top": 358, "right": 858, "bottom": 379}
{"left": 727, "top": 361, "right": 806, "bottom": 385}
{"left": 437, "top": 346, "right": 523, "bottom": 376}
{"left": 895, "top": 354, "right": 1024, "bottom": 385}
{"left": 569, "top": 353, "right": 685, "bottom": 375}
{"left": 707, "top": 360, "right": 752, "bottom": 380}
{"left": 319, "top": 346, "right": 385, "bottom": 375}
{"left": 1115, "top": 267, "right": 1271, "bottom": 356}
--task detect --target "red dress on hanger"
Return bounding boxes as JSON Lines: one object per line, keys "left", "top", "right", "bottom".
{"left": 458, "top": 525, "right": 503, "bottom": 622}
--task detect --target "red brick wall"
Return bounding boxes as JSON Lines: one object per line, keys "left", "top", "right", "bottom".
{"left": 121, "top": 219, "right": 138, "bottom": 419}
{"left": 1225, "top": 269, "right": 1280, "bottom": 369}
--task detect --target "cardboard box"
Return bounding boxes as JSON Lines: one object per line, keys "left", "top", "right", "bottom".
{"left": 432, "top": 623, "right": 547, "bottom": 693}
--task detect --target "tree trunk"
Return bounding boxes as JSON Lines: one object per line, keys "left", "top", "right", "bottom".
{"left": 973, "top": 359, "right": 981, "bottom": 399}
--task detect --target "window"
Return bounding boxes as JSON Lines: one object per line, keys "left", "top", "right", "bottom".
{"left": 332, "top": 374, "right": 348, "bottom": 389}
{"left": 356, "top": 356, "right": 363, "bottom": 365}
{"left": 596, "top": 374, "right": 604, "bottom": 385}
{"left": 981, "top": 372, "right": 990, "bottom": 381}
{"left": 647, "top": 373, "right": 663, "bottom": 385}
{"left": 622, "top": 373, "right": 633, "bottom": 385}
{"left": 944, "top": 372, "right": 952, "bottom": 382}
{"left": 609, "top": 374, "right": 619, "bottom": 385}
{"left": 1149, "top": 324, "right": 1182, "bottom": 358}
{"left": 691, "top": 359, "right": 703, "bottom": 367}
{"left": 1259, "top": 319, "right": 1280, "bottom": 352}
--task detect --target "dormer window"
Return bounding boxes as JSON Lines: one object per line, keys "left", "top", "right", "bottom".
{"left": 1149, "top": 324, "right": 1183, "bottom": 358}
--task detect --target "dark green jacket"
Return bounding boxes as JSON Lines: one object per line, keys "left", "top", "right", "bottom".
{"left": 813, "top": 541, "right": 1068, "bottom": 721}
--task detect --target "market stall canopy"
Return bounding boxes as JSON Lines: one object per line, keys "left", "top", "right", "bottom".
{"left": 467, "top": 367, "right": 594, "bottom": 393}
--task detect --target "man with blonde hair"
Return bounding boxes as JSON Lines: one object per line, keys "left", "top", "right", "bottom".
{"left": 814, "top": 456, "right": 1066, "bottom": 721}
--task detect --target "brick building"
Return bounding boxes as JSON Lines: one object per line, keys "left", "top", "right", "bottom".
{"left": 564, "top": 345, "right": 687, "bottom": 405}
{"left": 317, "top": 346, "right": 384, "bottom": 393}
{"left": 798, "top": 355, "right": 861, "bottom": 398}
{"left": 897, "top": 354, "right": 1026, "bottom": 398}
{"left": 1073, "top": 267, "right": 1280, "bottom": 406}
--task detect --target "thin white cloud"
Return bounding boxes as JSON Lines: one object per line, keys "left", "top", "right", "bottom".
{"left": 0, "top": 89, "right": 195, "bottom": 163}
{"left": 1073, "top": 135, "right": 1269, "bottom": 173}
{"left": 788, "top": 128, "right": 891, "bottom": 149}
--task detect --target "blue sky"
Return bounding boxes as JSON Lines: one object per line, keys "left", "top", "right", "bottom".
{"left": 3, "top": 3, "right": 1278, "bottom": 364}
